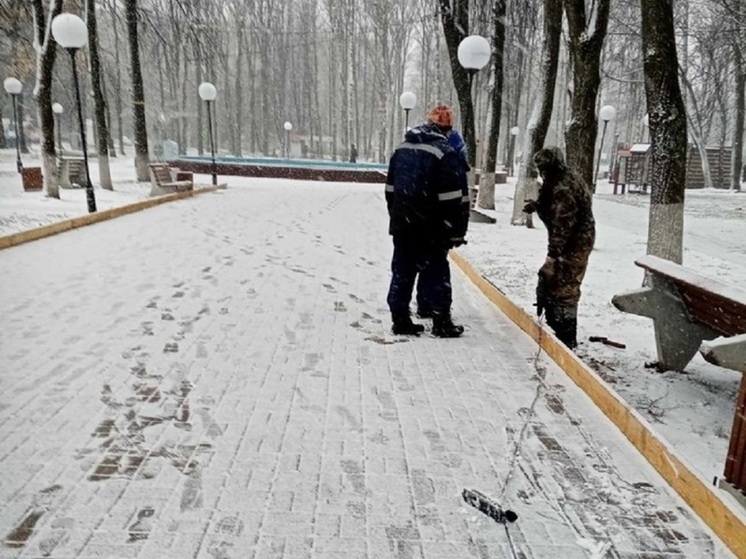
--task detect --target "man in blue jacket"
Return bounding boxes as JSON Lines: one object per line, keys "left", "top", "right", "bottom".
{"left": 385, "top": 104, "right": 470, "bottom": 338}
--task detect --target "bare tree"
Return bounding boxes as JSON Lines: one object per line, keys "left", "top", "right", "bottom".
{"left": 476, "top": 0, "right": 507, "bottom": 210}
{"left": 86, "top": 0, "right": 112, "bottom": 189}
{"left": 511, "top": 0, "right": 562, "bottom": 225}
{"left": 31, "top": 0, "right": 63, "bottom": 199}
{"left": 125, "top": 0, "right": 149, "bottom": 181}
{"left": 641, "top": 0, "right": 688, "bottom": 263}
{"left": 563, "top": 0, "right": 611, "bottom": 186}
{"left": 439, "top": 0, "right": 478, "bottom": 168}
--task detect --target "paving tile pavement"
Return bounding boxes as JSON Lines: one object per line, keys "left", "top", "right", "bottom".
{"left": 0, "top": 180, "right": 735, "bottom": 558}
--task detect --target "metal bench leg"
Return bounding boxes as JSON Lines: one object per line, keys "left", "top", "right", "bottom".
{"left": 612, "top": 281, "right": 717, "bottom": 371}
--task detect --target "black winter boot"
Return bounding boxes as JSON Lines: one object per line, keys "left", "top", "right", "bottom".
{"left": 551, "top": 305, "right": 578, "bottom": 349}
{"left": 391, "top": 312, "right": 425, "bottom": 336}
{"left": 432, "top": 313, "right": 464, "bottom": 338}
{"left": 416, "top": 306, "right": 435, "bottom": 319}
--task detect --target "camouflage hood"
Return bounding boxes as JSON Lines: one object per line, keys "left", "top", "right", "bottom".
{"left": 533, "top": 146, "right": 567, "bottom": 179}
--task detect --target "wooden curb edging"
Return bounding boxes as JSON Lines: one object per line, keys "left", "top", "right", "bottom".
{"left": 450, "top": 250, "right": 746, "bottom": 559}
{"left": 0, "top": 185, "right": 226, "bottom": 251}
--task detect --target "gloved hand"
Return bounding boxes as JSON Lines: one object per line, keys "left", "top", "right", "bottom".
{"left": 535, "top": 274, "right": 547, "bottom": 317}
{"left": 538, "top": 256, "right": 556, "bottom": 282}
{"left": 448, "top": 237, "right": 467, "bottom": 248}
{"left": 523, "top": 199, "right": 538, "bottom": 214}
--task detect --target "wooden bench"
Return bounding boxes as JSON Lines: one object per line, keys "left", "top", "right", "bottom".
{"left": 612, "top": 255, "right": 746, "bottom": 499}
{"left": 58, "top": 157, "right": 85, "bottom": 189}
{"left": 149, "top": 163, "right": 193, "bottom": 197}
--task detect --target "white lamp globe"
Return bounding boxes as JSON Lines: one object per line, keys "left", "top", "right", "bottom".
{"left": 510, "top": 126, "right": 519, "bottom": 136}
{"left": 52, "top": 103, "right": 63, "bottom": 114}
{"left": 283, "top": 121, "right": 293, "bottom": 131}
{"left": 457, "top": 35, "right": 491, "bottom": 71}
{"left": 599, "top": 105, "right": 616, "bottom": 122}
{"left": 399, "top": 91, "right": 416, "bottom": 110}
{"left": 3, "top": 77, "right": 22, "bottom": 95}
{"left": 51, "top": 13, "right": 88, "bottom": 49}
{"left": 198, "top": 82, "right": 217, "bottom": 101}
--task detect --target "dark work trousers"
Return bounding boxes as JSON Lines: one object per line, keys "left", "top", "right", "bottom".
{"left": 387, "top": 234, "right": 451, "bottom": 315}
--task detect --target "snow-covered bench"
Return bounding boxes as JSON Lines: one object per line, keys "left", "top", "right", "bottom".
{"left": 611, "top": 255, "right": 746, "bottom": 499}
{"left": 149, "top": 163, "right": 193, "bottom": 197}
{"left": 58, "top": 156, "right": 85, "bottom": 189}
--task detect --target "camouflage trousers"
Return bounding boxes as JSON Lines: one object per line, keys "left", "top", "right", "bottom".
{"left": 546, "top": 249, "right": 592, "bottom": 306}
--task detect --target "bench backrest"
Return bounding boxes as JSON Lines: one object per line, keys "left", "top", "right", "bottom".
{"left": 149, "top": 164, "right": 172, "bottom": 185}
{"left": 636, "top": 255, "right": 746, "bottom": 337}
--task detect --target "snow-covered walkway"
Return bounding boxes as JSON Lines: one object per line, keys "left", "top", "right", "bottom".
{"left": 0, "top": 181, "right": 735, "bottom": 558}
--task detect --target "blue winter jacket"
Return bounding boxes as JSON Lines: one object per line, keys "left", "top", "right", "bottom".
{"left": 385, "top": 123, "right": 470, "bottom": 241}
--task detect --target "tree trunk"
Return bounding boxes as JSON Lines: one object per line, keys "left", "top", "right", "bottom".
{"left": 86, "top": 0, "right": 112, "bottom": 189}
{"left": 732, "top": 34, "right": 744, "bottom": 192}
{"left": 641, "top": 0, "right": 688, "bottom": 264}
{"left": 563, "top": 0, "right": 611, "bottom": 187}
{"left": 438, "top": 0, "right": 477, "bottom": 169}
{"left": 32, "top": 0, "right": 63, "bottom": 199}
{"left": 18, "top": 93, "right": 29, "bottom": 154}
{"left": 101, "top": 73, "right": 116, "bottom": 157}
{"left": 0, "top": 106, "right": 5, "bottom": 149}
{"left": 125, "top": 0, "right": 149, "bottom": 181}
{"left": 109, "top": 0, "right": 125, "bottom": 156}
{"left": 195, "top": 41, "right": 204, "bottom": 156}
{"left": 235, "top": 20, "right": 244, "bottom": 157}
{"left": 477, "top": 0, "right": 507, "bottom": 210}
{"left": 511, "top": 0, "right": 562, "bottom": 225}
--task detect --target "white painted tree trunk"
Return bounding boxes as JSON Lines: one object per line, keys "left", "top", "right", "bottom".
{"left": 42, "top": 152, "right": 59, "bottom": 199}
{"left": 32, "top": 0, "right": 62, "bottom": 199}
{"left": 99, "top": 154, "right": 112, "bottom": 190}
{"left": 511, "top": 106, "right": 540, "bottom": 226}
{"left": 478, "top": 172, "right": 496, "bottom": 209}
{"left": 647, "top": 203, "right": 684, "bottom": 263}
{"left": 135, "top": 154, "right": 150, "bottom": 183}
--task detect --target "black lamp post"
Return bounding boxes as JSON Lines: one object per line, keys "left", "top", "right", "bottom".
{"left": 399, "top": 92, "right": 416, "bottom": 134}
{"left": 283, "top": 121, "right": 293, "bottom": 159}
{"left": 593, "top": 104, "right": 616, "bottom": 193}
{"left": 199, "top": 82, "right": 218, "bottom": 186}
{"left": 3, "top": 77, "right": 23, "bottom": 173}
{"left": 53, "top": 103, "right": 64, "bottom": 157}
{"left": 52, "top": 13, "right": 97, "bottom": 213}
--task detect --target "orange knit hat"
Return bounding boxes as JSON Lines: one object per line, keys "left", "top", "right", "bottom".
{"left": 427, "top": 104, "right": 455, "bottom": 128}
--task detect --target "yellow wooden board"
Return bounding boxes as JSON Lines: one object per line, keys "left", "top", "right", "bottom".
{"left": 450, "top": 249, "right": 746, "bottom": 558}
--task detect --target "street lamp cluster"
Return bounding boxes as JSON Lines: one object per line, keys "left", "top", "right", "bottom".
{"left": 2, "top": 21, "right": 633, "bottom": 206}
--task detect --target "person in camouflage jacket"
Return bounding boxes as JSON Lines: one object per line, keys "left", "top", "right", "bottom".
{"left": 523, "top": 146, "right": 595, "bottom": 348}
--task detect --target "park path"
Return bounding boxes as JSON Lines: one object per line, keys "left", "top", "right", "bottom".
{"left": 0, "top": 180, "right": 734, "bottom": 558}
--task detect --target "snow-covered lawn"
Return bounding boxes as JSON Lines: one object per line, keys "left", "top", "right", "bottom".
{"left": 1, "top": 145, "right": 744, "bottom": 488}
{"left": 461, "top": 178, "right": 746, "bottom": 484}
{"left": 0, "top": 149, "right": 152, "bottom": 236}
